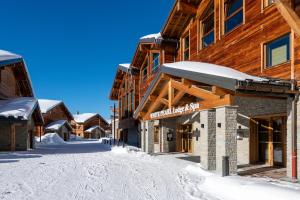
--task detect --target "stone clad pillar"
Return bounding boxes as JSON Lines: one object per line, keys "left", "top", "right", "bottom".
{"left": 216, "top": 106, "right": 238, "bottom": 174}
{"left": 199, "top": 109, "right": 216, "bottom": 170}
{"left": 142, "top": 120, "right": 154, "bottom": 154}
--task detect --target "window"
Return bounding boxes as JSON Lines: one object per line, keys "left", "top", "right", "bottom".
{"left": 263, "top": 0, "right": 275, "bottom": 7}
{"left": 202, "top": 2, "right": 214, "bottom": 48}
{"left": 131, "top": 92, "right": 135, "bottom": 111}
{"left": 224, "top": 0, "right": 243, "bottom": 33}
{"left": 183, "top": 34, "right": 190, "bottom": 60}
{"left": 265, "top": 34, "right": 290, "bottom": 68}
{"left": 142, "top": 67, "right": 147, "bottom": 80}
{"left": 152, "top": 53, "right": 160, "bottom": 73}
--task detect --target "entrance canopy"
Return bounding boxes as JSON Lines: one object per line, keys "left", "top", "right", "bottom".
{"left": 134, "top": 61, "right": 292, "bottom": 120}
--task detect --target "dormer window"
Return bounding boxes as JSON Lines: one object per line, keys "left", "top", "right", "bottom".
{"left": 152, "top": 53, "right": 160, "bottom": 73}
{"left": 183, "top": 34, "right": 190, "bottom": 60}
{"left": 202, "top": 2, "right": 214, "bottom": 48}
{"left": 224, "top": 0, "right": 243, "bottom": 33}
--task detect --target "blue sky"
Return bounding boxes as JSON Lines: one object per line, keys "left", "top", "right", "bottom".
{"left": 0, "top": 0, "right": 174, "bottom": 120}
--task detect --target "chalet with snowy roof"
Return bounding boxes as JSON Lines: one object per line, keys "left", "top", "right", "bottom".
{"left": 84, "top": 125, "right": 104, "bottom": 139}
{"left": 72, "top": 113, "right": 108, "bottom": 138}
{"left": 0, "top": 50, "right": 43, "bottom": 151}
{"left": 38, "top": 99, "right": 73, "bottom": 141}
{"left": 110, "top": 0, "right": 300, "bottom": 181}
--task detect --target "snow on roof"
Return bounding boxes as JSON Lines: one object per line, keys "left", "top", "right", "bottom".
{"left": 140, "top": 33, "right": 162, "bottom": 43}
{"left": 73, "top": 113, "right": 98, "bottom": 123}
{"left": 45, "top": 120, "right": 68, "bottom": 131}
{"left": 0, "top": 50, "right": 22, "bottom": 66}
{"left": 163, "top": 61, "right": 266, "bottom": 82}
{"left": 118, "top": 63, "right": 131, "bottom": 73}
{"left": 0, "top": 97, "right": 38, "bottom": 120}
{"left": 84, "top": 125, "right": 103, "bottom": 133}
{"left": 38, "top": 99, "right": 62, "bottom": 114}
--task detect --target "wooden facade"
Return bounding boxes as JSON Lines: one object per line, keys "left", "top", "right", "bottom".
{"left": 72, "top": 113, "right": 109, "bottom": 138}
{"left": 0, "top": 52, "right": 43, "bottom": 151}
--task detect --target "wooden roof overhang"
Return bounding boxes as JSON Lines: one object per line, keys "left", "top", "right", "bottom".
{"left": 134, "top": 64, "right": 295, "bottom": 121}
{"left": 161, "top": 0, "right": 201, "bottom": 39}
{"left": 109, "top": 65, "right": 131, "bottom": 100}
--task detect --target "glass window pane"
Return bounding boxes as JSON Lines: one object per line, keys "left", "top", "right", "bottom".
{"left": 152, "top": 53, "right": 160, "bottom": 72}
{"left": 202, "top": 31, "right": 214, "bottom": 48}
{"left": 184, "top": 36, "right": 189, "bottom": 49}
{"left": 203, "top": 17, "right": 214, "bottom": 34}
{"left": 266, "top": 34, "right": 290, "bottom": 67}
{"left": 225, "top": 10, "right": 243, "bottom": 33}
{"left": 226, "top": 0, "right": 243, "bottom": 16}
{"left": 184, "top": 50, "right": 189, "bottom": 60}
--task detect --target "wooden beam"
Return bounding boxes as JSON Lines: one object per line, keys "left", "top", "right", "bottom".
{"left": 160, "top": 98, "right": 169, "bottom": 106}
{"left": 170, "top": 80, "right": 221, "bottom": 100}
{"left": 275, "top": 0, "right": 300, "bottom": 36}
{"left": 172, "top": 91, "right": 185, "bottom": 106}
{"left": 177, "top": 0, "right": 197, "bottom": 15}
{"left": 168, "top": 80, "right": 174, "bottom": 108}
{"left": 144, "top": 83, "right": 169, "bottom": 118}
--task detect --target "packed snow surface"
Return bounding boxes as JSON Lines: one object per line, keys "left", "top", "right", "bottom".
{"left": 45, "top": 120, "right": 67, "bottom": 131}
{"left": 73, "top": 113, "right": 98, "bottom": 123}
{"left": 38, "top": 99, "right": 62, "bottom": 113}
{"left": 0, "top": 140, "right": 299, "bottom": 200}
{"left": 0, "top": 97, "right": 37, "bottom": 120}
{"left": 35, "top": 133, "right": 66, "bottom": 145}
{"left": 163, "top": 61, "right": 267, "bottom": 82}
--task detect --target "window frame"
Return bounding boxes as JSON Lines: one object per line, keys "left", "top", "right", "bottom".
{"left": 224, "top": 0, "right": 244, "bottom": 34}
{"left": 201, "top": 2, "right": 215, "bottom": 49}
{"left": 263, "top": 0, "right": 275, "bottom": 8}
{"left": 151, "top": 52, "right": 160, "bottom": 73}
{"left": 182, "top": 33, "right": 190, "bottom": 61}
{"left": 263, "top": 33, "right": 291, "bottom": 69}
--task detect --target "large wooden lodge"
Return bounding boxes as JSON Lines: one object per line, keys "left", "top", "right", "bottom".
{"left": 110, "top": 0, "right": 300, "bottom": 181}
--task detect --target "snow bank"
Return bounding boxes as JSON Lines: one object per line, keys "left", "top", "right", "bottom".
{"left": 36, "top": 133, "right": 66, "bottom": 145}
{"left": 99, "top": 137, "right": 111, "bottom": 143}
{"left": 178, "top": 165, "right": 300, "bottom": 200}
{"left": 69, "top": 134, "right": 83, "bottom": 141}
{"left": 110, "top": 146, "right": 157, "bottom": 162}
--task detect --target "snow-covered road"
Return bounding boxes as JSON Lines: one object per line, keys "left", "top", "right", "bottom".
{"left": 0, "top": 140, "right": 300, "bottom": 200}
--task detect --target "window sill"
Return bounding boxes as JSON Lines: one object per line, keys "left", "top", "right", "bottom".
{"left": 262, "top": 3, "right": 276, "bottom": 13}
{"left": 223, "top": 23, "right": 243, "bottom": 37}
{"left": 263, "top": 61, "right": 290, "bottom": 71}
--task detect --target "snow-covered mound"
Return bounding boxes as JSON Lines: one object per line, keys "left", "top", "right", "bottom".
{"left": 99, "top": 137, "right": 111, "bottom": 143}
{"left": 36, "top": 133, "right": 66, "bottom": 145}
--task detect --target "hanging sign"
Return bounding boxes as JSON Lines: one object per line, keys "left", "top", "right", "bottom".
{"left": 150, "top": 102, "right": 200, "bottom": 119}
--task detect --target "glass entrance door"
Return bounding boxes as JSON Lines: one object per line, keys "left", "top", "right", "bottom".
{"left": 178, "top": 124, "right": 193, "bottom": 153}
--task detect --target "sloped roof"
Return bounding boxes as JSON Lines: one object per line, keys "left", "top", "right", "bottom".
{"left": 45, "top": 120, "right": 71, "bottom": 131}
{"left": 84, "top": 125, "right": 104, "bottom": 133}
{"left": 73, "top": 113, "right": 99, "bottom": 123}
{"left": 0, "top": 50, "right": 22, "bottom": 66}
{"left": 139, "top": 33, "right": 162, "bottom": 43}
{"left": 38, "top": 99, "right": 63, "bottom": 114}
{"left": 0, "top": 97, "right": 39, "bottom": 120}
{"left": 134, "top": 61, "right": 269, "bottom": 118}
{"left": 0, "top": 50, "right": 35, "bottom": 97}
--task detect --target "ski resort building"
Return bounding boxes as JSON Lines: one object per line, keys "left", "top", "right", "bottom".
{"left": 110, "top": 0, "right": 300, "bottom": 181}
{"left": 72, "top": 113, "right": 108, "bottom": 139}
{"left": 38, "top": 99, "right": 73, "bottom": 141}
{"left": 0, "top": 50, "right": 43, "bottom": 151}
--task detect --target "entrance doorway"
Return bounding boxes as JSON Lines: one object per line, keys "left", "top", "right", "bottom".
{"left": 250, "top": 116, "right": 286, "bottom": 167}
{"left": 176, "top": 124, "right": 193, "bottom": 153}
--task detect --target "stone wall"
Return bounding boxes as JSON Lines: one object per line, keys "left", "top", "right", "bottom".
{"left": 216, "top": 106, "right": 237, "bottom": 174}
{"left": 200, "top": 109, "right": 216, "bottom": 170}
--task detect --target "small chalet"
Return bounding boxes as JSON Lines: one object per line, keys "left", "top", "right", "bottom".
{"left": 84, "top": 125, "right": 104, "bottom": 139}
{"left": 38, "top": 99, "right": 73, "bottom": 141}
{"left": 72, "top": 113, "right": 108, "bottom": 138}
{"left": 0, "top": 50, "right": 43, "bottom": 151}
